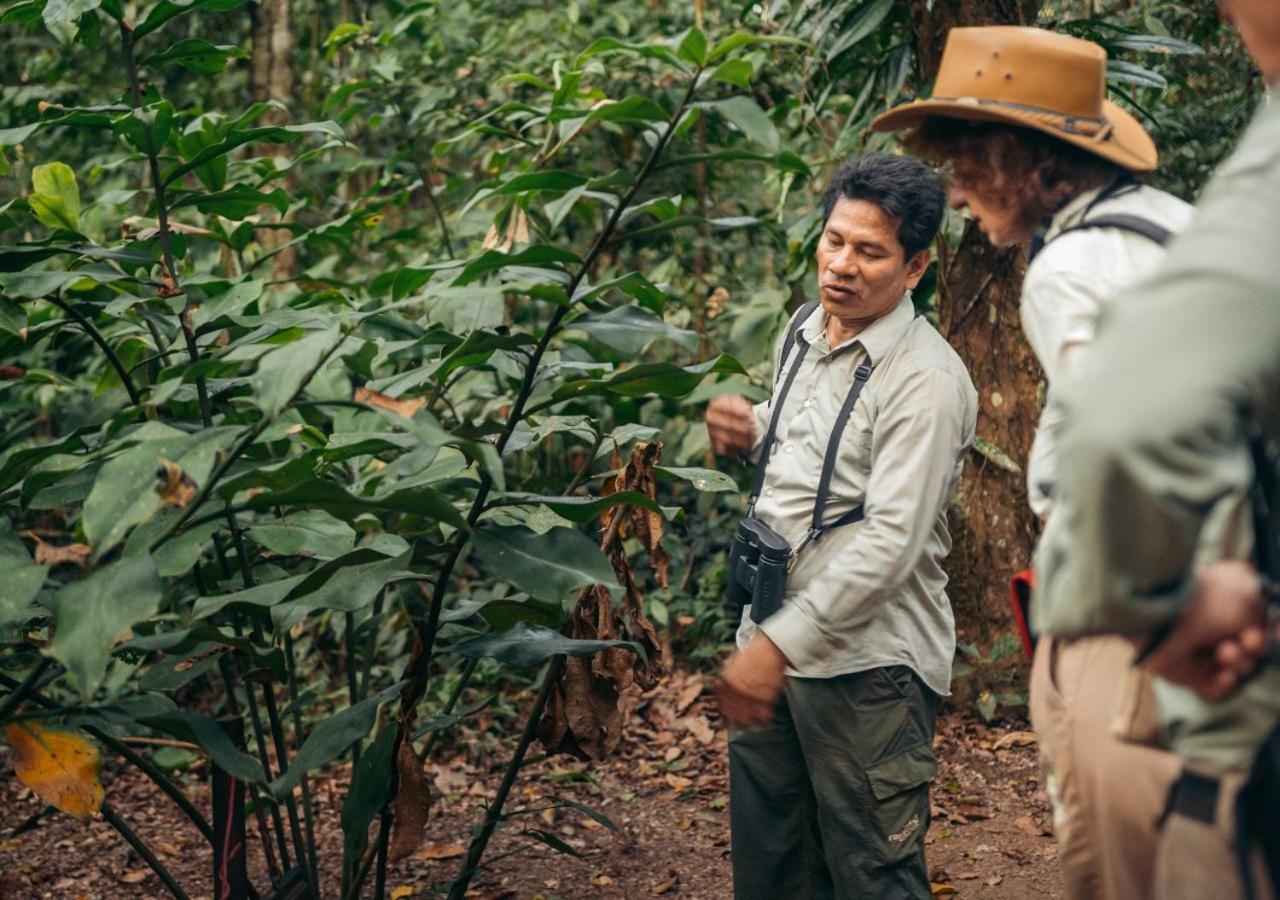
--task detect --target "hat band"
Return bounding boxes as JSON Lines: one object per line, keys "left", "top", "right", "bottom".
{"left": 932, "top": 96, "right": 1113, "bottom": 139}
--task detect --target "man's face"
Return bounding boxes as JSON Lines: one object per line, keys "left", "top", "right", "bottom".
{"left": 1221, "top": 0, "right": 1280, "bottom": 83}
{"left": 816, "top": 197, "right": 929, "bottom": 324}
{"left": 946, "top": 179, "right": 1028, "bottom": 248}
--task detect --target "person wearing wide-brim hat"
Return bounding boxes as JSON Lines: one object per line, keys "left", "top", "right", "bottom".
{"left": 873, "top": 26, "right": 1195, "bottom": 900}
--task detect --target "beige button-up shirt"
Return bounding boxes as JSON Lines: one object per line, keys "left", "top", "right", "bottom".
{"left": 736, "top": 294, "right": 978, "bottom": 696}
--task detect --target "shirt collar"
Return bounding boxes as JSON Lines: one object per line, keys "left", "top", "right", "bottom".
{"left": 797, "top": 292, "right": 915, "bottom": 365}
{"left": 1041, "top": 184, "right": 1106, "bottom": 245}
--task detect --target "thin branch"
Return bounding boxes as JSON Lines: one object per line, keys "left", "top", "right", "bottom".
{"left": 102, "top": 803, "right": 192, "bottom": 900}
{"left": 393, "top": 101, "right": 455, "bottom": 257}
{"left": 42, "top": 295, "right": 141, "bottom": 406}
{"left": 0, "top": 658, "right": 51, "bottom": 724}
{"left": 447, "top": 656, "right": 564, "bottom": 900}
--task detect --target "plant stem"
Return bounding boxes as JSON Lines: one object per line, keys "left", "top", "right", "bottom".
{"left": 42, "top": 296, "right": 141, "bottom": 406}
{"left": 419, "top": 656, "right": 478, "bottom": 759}
{"left": 345, "top": 611, "right": 362, "bottom": 765}
{"left": 447, "top": 656, "right": 564, "bottom": 900}
{"left": 119, "top": 19, "right": 213, "bottom": 428}
{"left": 393, "top": 100, "right": 455, "bottom": 256}
{"left": 102, "top": 802, "right": 192, "bottom": 900}
{"left": 283, "top": 631, "right": 321, "bottom": 895}
{"left": 0, "top": 657, "right": 51, "bottom": 724}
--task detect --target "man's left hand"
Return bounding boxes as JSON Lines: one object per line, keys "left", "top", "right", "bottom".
{"left": 715, "top": 633, "right": 789, "bottom": 730}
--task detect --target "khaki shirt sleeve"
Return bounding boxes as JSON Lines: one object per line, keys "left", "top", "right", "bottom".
{"left": 761, "top": 364, "right": 972, "bottom": 668}
{"left": 1035, "top": 106, "right": 1280, "bottom": 637}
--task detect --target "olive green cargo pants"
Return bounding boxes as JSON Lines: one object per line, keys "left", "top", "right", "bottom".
{"left": 728, "top": 665, "right": 939, "bottom": 899}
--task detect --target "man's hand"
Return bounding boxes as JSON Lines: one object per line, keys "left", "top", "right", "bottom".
{"left": 706, "top": 394, "right": 757, "bottom": 457}
{"left": 1143, "top": 559, "right": 1268, "bottom": 701}
{"left": 715, "top": 633, "right": 789, "bottom": 730}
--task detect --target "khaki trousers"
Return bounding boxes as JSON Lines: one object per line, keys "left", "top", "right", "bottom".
{"left": 1029, "top": 635, "right": 1180, "bottom": 900}
{"left": 1155, "top": 768, "right": 1274, "bottom": 900}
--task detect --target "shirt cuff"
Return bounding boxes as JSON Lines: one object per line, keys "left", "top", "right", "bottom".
{"left": 759, "top": 601, "right": 829, "bottom": 671}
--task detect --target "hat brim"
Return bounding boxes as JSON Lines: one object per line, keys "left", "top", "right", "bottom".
{"left": 871, "top": 98, "right": 1157, "bottom": 174}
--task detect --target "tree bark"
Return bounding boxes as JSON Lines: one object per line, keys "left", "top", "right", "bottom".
{"left": 249, "top": 0, "right": 298, "bottom": 279}
{"left": 910, "top": 0, "right": 1044, "bottom": 644}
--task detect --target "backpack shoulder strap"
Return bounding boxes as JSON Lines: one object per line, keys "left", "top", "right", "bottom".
{"left": 1053, "top": 213, "right": 1174, "bottom": 248}
{"left": 776, "top": 300, "right": 820, "bottom": 385}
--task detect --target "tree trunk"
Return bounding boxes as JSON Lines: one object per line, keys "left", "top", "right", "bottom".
{"left": 910, "top": 0, "right": 1044, "bottom": 645}
{"left": 249, "top": 0, "right": 298, "bottom": 279}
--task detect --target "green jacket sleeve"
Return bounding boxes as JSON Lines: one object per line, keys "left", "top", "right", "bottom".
{"left": 1034, "top": 99, "right": 1280, "bottom": 638}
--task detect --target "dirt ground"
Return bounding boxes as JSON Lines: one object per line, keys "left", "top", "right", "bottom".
{"left": 0, "top": 669, "right": 1060, "bottom": 899}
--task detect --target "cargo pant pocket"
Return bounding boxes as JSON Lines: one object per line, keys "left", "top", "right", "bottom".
{"left": 865, "top": 740, "right": 936, "bottom": 868}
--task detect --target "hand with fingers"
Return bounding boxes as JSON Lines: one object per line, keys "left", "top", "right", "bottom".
{"left": 706, "top": 394, "right": 757, "bottom": 457}
{"left": 715, "top": 633, "right": 789, "bottom": 731}
{"left": 1142, "top": 559, "right": 1269, "bottom": 701}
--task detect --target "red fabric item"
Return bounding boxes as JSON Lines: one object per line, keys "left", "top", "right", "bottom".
{"left": 1010, "top": 569, "right": 1036, "bottom": 659}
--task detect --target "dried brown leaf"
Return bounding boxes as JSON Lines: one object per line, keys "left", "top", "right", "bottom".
{"left": 33, "top": 538, "right": 90, "bottom": 569}
{"left": 154, "top": 458, "right": 197, "bottom": 509}
{"left": 388, "top": 742, "right": 431, "bottom": 862}
{"left": 355, "top": 386, "right": 426, "bottom": 419}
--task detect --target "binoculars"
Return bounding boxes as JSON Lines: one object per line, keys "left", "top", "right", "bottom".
{"left": 726, "top": 516, "right": 794, "bottom": 625}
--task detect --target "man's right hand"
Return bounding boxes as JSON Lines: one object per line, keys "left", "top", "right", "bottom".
{"left": 706, "top": 394, "right": 758, "bottom": 457}
{"left": 1142, "top": 559, "right": 1268, "bottom": 702}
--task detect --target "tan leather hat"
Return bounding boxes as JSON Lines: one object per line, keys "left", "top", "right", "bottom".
{"left": 872, "top": 26, "right": 1157, "bottom": 174}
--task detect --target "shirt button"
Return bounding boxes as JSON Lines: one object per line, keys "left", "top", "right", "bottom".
{"left": 802, "top": 400, "right": 811, "bottom": 409}
{"left": 766, "top": 488, "right": 775, "bottom": 497}
{"left": 784, "top": 444, "right": 794, "bottom": 454}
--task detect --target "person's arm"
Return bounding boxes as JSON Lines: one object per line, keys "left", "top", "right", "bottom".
{"left": 1035, "top": 242, "right": 1280, "bottom": 639}
{"left": 759, "top": 364, "right": 973, "bottom": 669}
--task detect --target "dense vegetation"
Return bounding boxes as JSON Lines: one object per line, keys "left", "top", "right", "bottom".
{"left": 0, "top": 0, "right": 1259, "bottom": 895}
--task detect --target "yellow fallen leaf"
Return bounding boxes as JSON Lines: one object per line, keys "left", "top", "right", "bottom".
{"left": 411, "top": 842, "right": 466, "bottom": 861}
{"left": 931, "top": 883, "right": 957, "bottom": 896}
{"left": 389, "top": 887, "right": 414, "bottom": 900}
{"left": 4, "top": 721, "right": 104, "bottom": 819}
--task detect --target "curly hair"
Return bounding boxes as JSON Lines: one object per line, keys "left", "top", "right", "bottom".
{"left": 902, "top": 118, "right": 1129, "bottom": 238}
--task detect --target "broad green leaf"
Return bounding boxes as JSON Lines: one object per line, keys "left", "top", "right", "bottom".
{"left": 272, "top": 549, "right": 415, "bottom": 631}
{"left": 248, "top": 328, "right": 342, "bottom": 416}
{"left": 143, "top": 711, "right": 264, "bottom": 783}
{"left": 655, "top": 466, "right": 738, "bottom": 493}
{"left": 0, "top": 518, "right": 46, "bottom": 625}
{"left": 825, "top": 0, "right": 894, "bottom": 62}
{"left": 49, "top": 555, "right": 162, "bottom": 700}
{"left": 453, "top": 245, "right": 580, "bottom": 287}
{"left": 190, "top": 572, "right": 308, "bottom": 621}
{"left": 82, "top": 424, "right": 238, "bottom": 559}
{"left": 169, "top": 184, "right": 289, "bottom": 220}
{"left": 133, "top": 0, "right": 246, "bottom": 39}
{"left": 270, "top": 684, "right": 402, "bottom": 798}
{"left": 493, "top": 490, "right": 664, "bottom": 523}
{"left": 448, "top": 621, "right": 641, "bottom": 669}
{"left": 0, "top": 297, "right": 26, "bottom": 337}
{"left": 548, "top": 355, "right": 744, "bottom": 404}
{"left": 706, "top": 32, "right": 805, "bottom": 62}
{"left": 1108, "top": 34, "right": 1202, "bottom": 55}
{"left": 248, "top": 510, "right": 356, "bottom": 560}
{"left": 472, "top": 525, "right": 619, "bottom": 603}
{"left": 164, "top": 119, "right": 346, "bottom": 186}
{"left": 1106, "top": 59, "right": 1168, "bottom": 89}
{"left": 677, "top": 26, "right": 707, "bottom": 65}
{"left": 1, "top": 2, "right": 46, "bottom": 27}
{"left": 238, "top": 479, "right": 464, "bottom": 529}
{"left": 411, "top": 696, "right": 493, "bottom": 740}
{"left": 29, "top": 162, "right": 81, "bottom": 232}
{"left": 0, "top": 267, "right": 127, "bottom": 298}
{"left": 710, "top": 58, "right": 753, "bottom": 88}
{"left": 574, "top": 36, "right": 684, "bottom": 68}
{"left": 41, "top": 0, "right": 101, "bottom": 43}
{"left": 570, "top": 305, "right": 697, "bottom": 354}
{"left": 341, "top": 725, "right": 397, "bottom": 874}
{"left": 710, "top": 97, "right": 779, "bottom": 152}
{"left": 142, "top": 37, "right": 245, "bottom": 74}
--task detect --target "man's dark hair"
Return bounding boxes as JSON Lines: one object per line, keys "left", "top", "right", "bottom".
{"left": 821, "top": 153, "right": 946, "bottom": 259}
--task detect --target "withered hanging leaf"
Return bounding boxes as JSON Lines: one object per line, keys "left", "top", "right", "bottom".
{"left": 32, "top": 537, "right": 91, "bottom": 569}
{"left": 387, "top": 740, "right": 431, "bottom": 862}
{"left": 540, "top": 441, "right": 667, "bottom": 760}
{"left": 355, "top": 386, "right": 427, "bottom": 419}
{"left": 4, "top": 721, "right": 104, "bottom": 819}
{"left": 154, "top": 458, "right": 198, "bottom": 508}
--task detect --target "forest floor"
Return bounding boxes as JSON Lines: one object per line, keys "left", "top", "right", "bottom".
{"left": 0, "top": 668, "right": 1061, "bottom": 899}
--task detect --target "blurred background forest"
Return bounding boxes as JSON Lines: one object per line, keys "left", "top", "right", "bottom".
{"left": 0, "top": 0, "right": 1264, "bottom": 896}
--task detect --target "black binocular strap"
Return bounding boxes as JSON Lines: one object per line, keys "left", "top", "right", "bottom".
{"left": 793, "top": 361, "right": 874, "bottom": 557}
{"left": 747, "top": 340, "right": 810, "bottom": 514}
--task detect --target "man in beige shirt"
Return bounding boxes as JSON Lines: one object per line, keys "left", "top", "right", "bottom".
{"left": 708, "top": 154, "right": 977, "bottom": 899}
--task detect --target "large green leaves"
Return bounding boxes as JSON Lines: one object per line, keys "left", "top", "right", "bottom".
{"left": 341, "top": 725, "right": 397, "bottom": 875}
{"left": 28, "top": 163, "right": 81, "bottom": 232}
{"left": 0, "top": 518, "right": 46, "bottom": 626}
{"left": 49, "top": 555, "right": 162, "bottom": 700}
{"left": 472, "top": 525, "right": 619, "bottom": 603}
{"left": 269, "top": 684, "right": 401, "bottom": 798}
{"left": 247, "top": 328, "right": 342, "bottom": 416}
{"left": 448, "top": 621, "right": 641, "bottom": 669}
{"left": 82, "top": 424, "right": 238, "bottom": 559}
